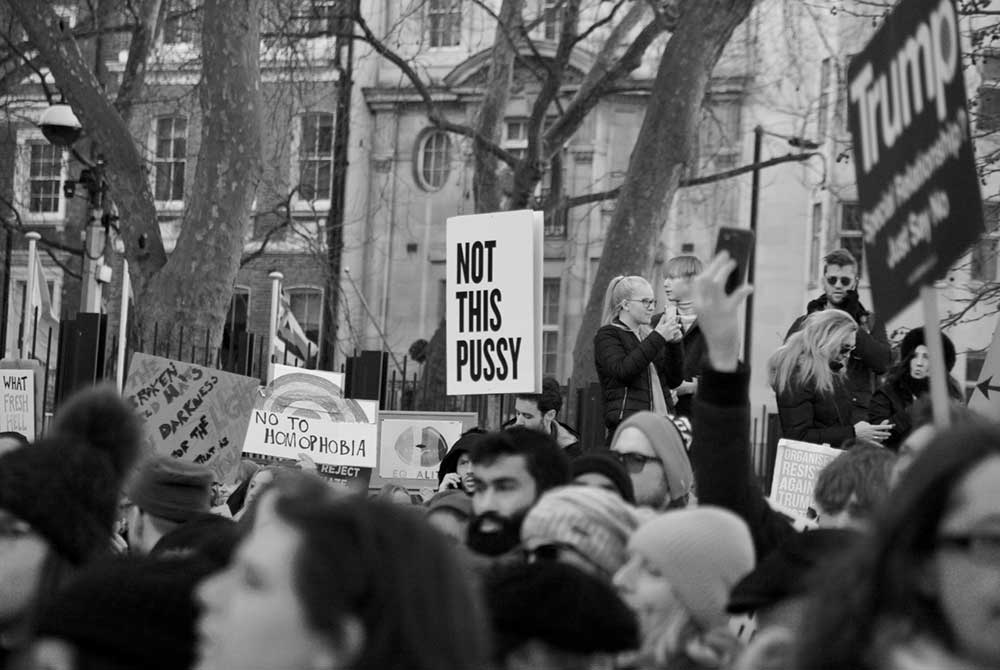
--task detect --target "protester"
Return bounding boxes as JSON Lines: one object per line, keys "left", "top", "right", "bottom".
{"left": 376, "top": 484, "right": 415, "bottom": 505}
{"left": 770, "top": 309, "right": 892, "bottom": 447}
{"left": 786, "top": 249, "right": 892, "bottom": 421}
{"left": 20, "top": 555, "right": 215, "bottom": 670}
{"left": 437, "top": 429, "right": 485, "bottom": 495}
{"left": 224, "top": 459, "right": 261, "bottom": 516}
{"left": 149, "top": 513, "right": 240, "bottom": 567}
{"left": 615, "top": 507, "right": 754, "bottom": 670}
{"left": 594, "top": 275, "right": 683, "bottom": 440}
{"left": 235, "top": 467, "right": 333, "bottom": 532}
{"left": 889, "top": 396, "right": 975, "bottom": 488}
{"left": 507, "top": 376, "right": 582, "bottom": 459}
{"left": 485, "top": 561, "right": 639, "bottom": 670}
{"left": 571, "top": 451, "right": 637, "bottom": 504}
{"left": 0, "top": 431, "right": 28, "bottom": 456}
{"left": 610, "top": 411, "right": 693, "bottom": 510}
{"left": 0, "top": 385, "right": 141, "bottom": 665}
{"left": 466, "top": 426, "right": 571, "bottom": 557}
{"left": 661, "top": 254, "right": 706, "bottom": 418}
{"left": 232, "top": 465, "right": 284, "bottom": 521}
{"left": 127, "top": 456, "right": 214, "bottom": 554}
{"left": 424, "top": 489, "right": 473, "bottom": 545}
{"left": 811, "top": 441, "right": 896, "bottom": 529}
{"left": 869, "top": 327, "right": 963, "bottom": 451}
{"left": 520, "top": 485, "right": 648, "bottom": 581}
{"left": 196, "top": 496, "right": 491, "bottom": 670}
{"left": 794, "top": 418, "right": 1000, "bottom": 670}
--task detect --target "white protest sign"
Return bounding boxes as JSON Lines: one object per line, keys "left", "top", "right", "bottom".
{"left": 273, "top": 364, "right": 344, "bottom": 395}
{"left": 243, "top": 409, "right": 377, "bottom": 469}
{"left": 0, "top": 370, "right": 34, "bottom": 439}
{"left": 378, "top": 418, "right": 464, "bottom": 481}
{"left": 446, "top": 210, "right": 543, "bottom": 395}
{"left": 768, "top": 439, "right": 842, "bottom": 516}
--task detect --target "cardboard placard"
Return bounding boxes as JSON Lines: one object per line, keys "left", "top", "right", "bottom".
{"left": 124, "top": 353, "right": 259, "bottom": 484}
{"left": 0, "top": 369, "right": 35, "bottom": 439}
{"left": 370, "top": 411, "right": 480, "bottom": 491}
{"left": 768, "top": 439, "right": 842, "bottom": 517}
{"left": 0, "top": 360, "right": 44, "bottom": 439}
{"left": 446, "top": 210, "right": 543, "bottom": 395}
{"left": 272, "top": 364, "right": 344, "bottom": 396}
{"left": 847, "top": 0, "right": 984, "bottom": 323}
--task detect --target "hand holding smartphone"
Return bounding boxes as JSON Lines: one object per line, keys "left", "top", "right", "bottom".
{"left": 714, "top": 227, "right": 754, "bottom": 294}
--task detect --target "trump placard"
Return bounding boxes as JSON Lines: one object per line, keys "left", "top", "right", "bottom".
{"left": 446, "top": 210, "right": 543, "bottom": 395}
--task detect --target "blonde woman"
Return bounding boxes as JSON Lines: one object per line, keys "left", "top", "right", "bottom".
{"left": 768, "top": 309, "right": 892, "bottom": 447}
{"left": 594, "top": 276, "right": 683, "bottom": 440}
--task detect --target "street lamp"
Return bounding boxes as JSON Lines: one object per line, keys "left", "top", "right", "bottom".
{"left": 743, "top": 126, "right": 822, "bottom": 365}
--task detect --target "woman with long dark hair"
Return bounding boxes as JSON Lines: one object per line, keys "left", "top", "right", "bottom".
{"left": 795, "top": 418, "right": 1000, "bottom": 670}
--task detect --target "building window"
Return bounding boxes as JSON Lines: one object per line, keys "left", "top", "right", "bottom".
{"left": 809, "top": 202, "right": 823, "bottom": 285}
{"left": 971, "top": 202, "right": 1000, "bottom": 282}
{"left": 163, "top": 0, "right": 197, "bottom": 44}
{"left": 27, "top": 143, "right": 63, "bottom": 213}
{"left": 298, "top": 112, "right": 334, "bottom": 201}
{"left": 839, "top": 202, "right": 865, "bottom": 279}
{"left": 416, "top": 130, "right": 451, "bottom": 191}
{"left": 504, "top": 119, "right": 528, "bottom": 159}
{"left": 287, "top": 287, "right": 323, "bottom": 351}
{"left": 541, "top": 0, "right": 560, "bottom": 40}
{"left": 293, "top": 0, "right": 341, "bottom": 35}
{"left": 428, "top": 0, "right": 462, "bottom": 48}
{"left": 542, "top": 278, "right": 560, "bottom": 377}
{"left": 699, "top": 98, "right": 741, "bottom": 173}
{"left": 817, "top": 57, "right": 831, "bottom": 138}
{"left": 154, "top": 116, "right": 187, "bottom": 202}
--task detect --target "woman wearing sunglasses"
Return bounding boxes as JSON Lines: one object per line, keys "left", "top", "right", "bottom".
{"left": 594, "top": 275, "right": 684, "bottom": 442}
{"left": 795, "top": 418, "right": 1000, "bottom": 670}
{"left": 769, "top": 309, "right": 893, "bottom": 447}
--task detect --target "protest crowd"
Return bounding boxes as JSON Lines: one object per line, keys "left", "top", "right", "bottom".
{"left": 0, "top": 243, "right": 997, "bottom": 670}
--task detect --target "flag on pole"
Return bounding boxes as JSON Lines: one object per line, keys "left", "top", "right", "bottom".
{"left": 21, "top": 237, "right": 58, "bottom": 360}
{"left": 274, "top": 291, "right": 316, "bottom": 365}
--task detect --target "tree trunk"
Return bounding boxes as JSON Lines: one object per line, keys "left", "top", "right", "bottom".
{"left": 570, "top": 0, "right": 756, "bottom": 391}
{"left": 135, "top": 0, "right": 264, "bottom": 350}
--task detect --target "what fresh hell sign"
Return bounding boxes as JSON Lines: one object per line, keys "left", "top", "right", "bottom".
{"left": 446, "top": 210, "right": 543, "bottom": 395}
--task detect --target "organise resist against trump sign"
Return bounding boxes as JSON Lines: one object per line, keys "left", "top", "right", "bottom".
{"left": 847, "top": 0, "right": 984, "bottom": 323}
{"left": 446, "top": 210, "right": 543, "bottom": 395}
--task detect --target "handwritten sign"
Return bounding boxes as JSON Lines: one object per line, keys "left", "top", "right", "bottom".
{"left": 446, "top": 210, "right": 543, "bottom": 395}
{"left": 378, "top": 418, "right": 464, "bottom": 481}
{"left": 768, "top": 439, "right": 842, "bottom": 516}
{"left": 0, "top": 370, "right": 34, "bottom": 439}
{"left": 124, "top": 353, "right": 259, "bottom": 484}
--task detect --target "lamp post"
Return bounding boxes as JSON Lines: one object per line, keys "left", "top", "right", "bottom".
{"left": 743, "top": 126, "right": 821, "bottom": 365}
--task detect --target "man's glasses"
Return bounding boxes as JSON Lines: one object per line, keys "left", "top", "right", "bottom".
{"left": 613, "top": 451, "right": 658, "bottom": 474}
{"left": 628, "top": 298, "right": 657, "bottom": 309}
{"left": 938, "top": 533, "right": 1000, "bottom": 564}
{"left": 825, "top": 276, "right": 854, "bottom": 288}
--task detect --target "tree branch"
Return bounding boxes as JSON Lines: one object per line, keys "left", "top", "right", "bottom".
{"left": 115, "top": 0, "right": 164, "bottom": 124}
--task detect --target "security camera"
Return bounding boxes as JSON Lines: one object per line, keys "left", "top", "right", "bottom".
{"left": 38, "top": 104, "right": 82, "bottom": 147}
{"left": 63, "top": 180, "right": 76, "bottom": 199}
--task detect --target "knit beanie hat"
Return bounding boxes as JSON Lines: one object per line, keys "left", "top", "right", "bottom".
{"left": 899, "top": 327, "right": 956, "bottom": 371}
{"left": 0, "top": 384, "right": 141, "bottom": 565}
{"left": 485, "top": 561, "right": 639, "bottom": 658}
{"left": 629, "top": 507, "right": 755, "bottom": 630}
{"left": 521, "top": 485, "right": 648, "bottom": 578}
{"left": 128, "top": 456, "right": 213, "bottom": 522}
{"left": 612, "top": 412, "right": 694, "bottom": 502}
{"left": 36, "top": 555, "right": 215, "bottom": 670}
{"left": 571, "top": 451, "right": 636, "bottom": 504}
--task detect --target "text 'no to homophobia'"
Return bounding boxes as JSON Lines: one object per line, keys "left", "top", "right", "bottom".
{"left": 454, "top": 240, "right": 522, "bottom": 382}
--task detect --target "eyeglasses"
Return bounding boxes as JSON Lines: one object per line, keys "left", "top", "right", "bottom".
{"left": 628, "top": 298, "right": 657, "bottom": 309}
{"left": 937, "top": 533, "right": 1000, "bottom": 564}
{"left": 613, "top": 451, "right": 659, "bottom": 474}
{"left": 825, "top": 276, "right": 854, "bottom": 288}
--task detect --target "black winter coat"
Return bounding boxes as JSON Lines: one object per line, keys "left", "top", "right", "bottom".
{"left": 868, "top": 373, "right": 963, "bottom": 451}
{"left": 593, "top": 321, "right": 683, "bottom": 432}
{"left": 775, "top": 375, "right": 856, "bottom": 448}
{"left": 787, "top": 292, "right": 892, "bottom": 422}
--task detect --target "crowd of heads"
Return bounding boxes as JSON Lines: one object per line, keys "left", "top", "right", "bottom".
{"left": 0, "top": 247, "right": 996, "bottom": 670}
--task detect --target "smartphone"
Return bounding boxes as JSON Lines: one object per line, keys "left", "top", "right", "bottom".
{"left": 714, "top": 227, "right": 754, "bottom": 294}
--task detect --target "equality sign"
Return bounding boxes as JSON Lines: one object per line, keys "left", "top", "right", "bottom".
{"left": 847, "top": 0, "right": 984, "bottom": 323}
{"left": 242, "top": 409, "right": 377, "bottom": 490}
{"left": 446, "top": 210, "right": 543, "bottom": 395}
{"left": 378, "top": 418, "right": 464, "bottom": 481}
{"left": 0, "top": 369, "right": 34, "bottom": 439}
{"left": 768, "top": 439, "right": 841, "bottom": 517}
{"left": 124, "top": 353, "right": 258, "bottom": 484}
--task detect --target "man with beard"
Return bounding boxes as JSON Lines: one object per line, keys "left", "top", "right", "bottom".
{"left": 466, "top": 427, "right": 571, "bottom": 558}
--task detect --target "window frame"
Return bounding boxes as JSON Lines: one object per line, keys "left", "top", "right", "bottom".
{"left": 837, "top": 201, "right": 866, "bottom": 282}
{"left": 541, "top": 277, "right": 561, "bottom": 378}
{"left": 293, "top": 112, "right": 335, "bottom": 209}
{"left": 14, "top": 130, "right": 67, "bottom": 225}
{"left": 152, "top": 115, "right": 188, "bottom": 207}
{"left": 427, "top": 0, "right": 463, "bottom": 48}
{"left": 414, "top": 129, "right": 452, "bottom": 192}
{"left": 285, "top": 285, "right": 324, "bottom": 357}
{"left": 970, "top": 202, "right": 1000, "bottom": 283}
